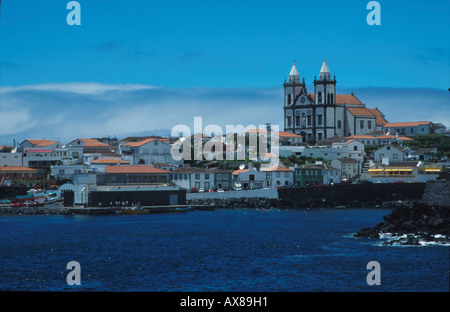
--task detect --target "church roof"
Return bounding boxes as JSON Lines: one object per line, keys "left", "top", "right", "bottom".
{"left": 320, "top": 59, "right": 330, "bottom": 73}
{"left": 289, "top": 61, "right": 299, "bottom": 77}
{"left": 346, "top": 107, "right": 374, "bottom": 117}
{"left": 308, "top": 93, "right": 363, "bottom": 105}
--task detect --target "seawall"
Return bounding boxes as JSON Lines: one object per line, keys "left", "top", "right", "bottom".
{"left": 277, "top": 183, "right": 427, "bottom": 208}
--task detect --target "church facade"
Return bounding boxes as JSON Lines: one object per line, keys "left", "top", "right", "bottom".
{"left": 283, "top": 60, "right": 387, "bottom": 141}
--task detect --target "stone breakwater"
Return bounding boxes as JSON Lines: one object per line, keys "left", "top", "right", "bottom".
{"left": 187, "top": 197, "right": 279, "bottom": 209}
{"left": 354, "top": 200, "right": 450, "bottom": 245}
{"left": 0, "top": 205, "right": 71, "bottom": 215}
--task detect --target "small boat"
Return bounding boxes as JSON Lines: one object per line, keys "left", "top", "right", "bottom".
{"left": 121, "top": 207, "right": 149, "bottom": 214}
{"left": 335, "top": 205, "right": 346, "bottom": 209}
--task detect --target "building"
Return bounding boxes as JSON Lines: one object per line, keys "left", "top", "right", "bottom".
{"left": 171, "top": 167, "right": 233, "bottom": 191}
{"left": 362, "top": 161, "right": 443, "bottom": 183}
{"left": 0, "top": 166, "right": 39, "bottom": 186}
{"left": 283, "top": 59, "right": 387, "bottom": 140}
{"left": 0, "top": 152, "right": 23, "bottom": 167}
{"left": 330, "top": 157, "right": 361, "bottom": 181}
{"left": 232, "top": 165, "right": 266, "bottom": 189}
{"left": 344, "top": 134, "right": 413, "bottom": 146}
{"left": 262, "top": 164, "right": 294, "bottom": 187}
{"left": 373, "top": 145, "right": 405, "bottom": 163}
{"left": 120, "top": 137, "right": 181, "bottom": 166}
{"left": 67, "top": 138, "right": 116, "bottom": 155}
{"left": 294, "top": 163, "right": 341, "bottom": 187}
{"left": 97, "top": 165, "right": 170, "bottom": 186}
{"left": 409, "top": 148, "right": 438, "bottom": 161}
{"left": 383, "top": 121, "right": 432, "bottom": 135}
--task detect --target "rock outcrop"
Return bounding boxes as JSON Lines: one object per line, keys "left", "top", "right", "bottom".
{"left": 354, "top": 201, "right": 450, "bottom": 245}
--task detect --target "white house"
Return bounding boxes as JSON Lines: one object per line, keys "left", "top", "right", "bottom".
{"left": 262, "top": 165, "right": 294, "bottom": 187}
{"left": 171, "top": 167, "right": 233, "bottom": 191}
{"left": 120, "top": 138, "right": 181, "bottom": 166}
{"left": 232, "top": 165, "right": 266, "bottom": 189}
{"left": 373, "top": 145, "right": 405, "bottom": 163}
{"left": 90, "top": 158, "right": 130, "bottom": 172}
{"left": 331, "top": 157, "right": 361, "bottom": 180}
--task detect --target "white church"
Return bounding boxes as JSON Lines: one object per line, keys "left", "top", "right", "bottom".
{"left": 283, "top": 60, "right": 387, "bottom": 141}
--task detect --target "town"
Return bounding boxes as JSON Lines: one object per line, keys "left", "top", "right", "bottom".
{"left": 1, "top": 60, "right": 449, "bottom": 209}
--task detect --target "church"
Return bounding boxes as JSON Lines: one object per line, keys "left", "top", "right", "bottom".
{"left": 283, "top": 60, "right": 387, "bottom": 141}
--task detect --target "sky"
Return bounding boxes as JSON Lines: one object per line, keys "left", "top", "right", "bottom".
{"left": 0, "top": 0, "right": 449, "bottom": 145}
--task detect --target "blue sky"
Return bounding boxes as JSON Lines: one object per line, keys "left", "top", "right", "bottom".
{"left": 0, "top": 0, "right": 449, "bottom": 144}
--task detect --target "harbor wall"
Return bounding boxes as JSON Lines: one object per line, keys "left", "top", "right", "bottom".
{"left": 187, "top": 188, "right": 278, "bottom": 201}
{"left": 277, "top": 183, "right": 427, "bottom": 207}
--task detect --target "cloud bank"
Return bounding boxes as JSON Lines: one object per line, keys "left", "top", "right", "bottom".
{"left": 0, "top": 83, "right": 449, "bottom": 145}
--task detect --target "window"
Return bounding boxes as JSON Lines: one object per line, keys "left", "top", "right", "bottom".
{"left": 354, "top": 146, "right": 358, "bottom": 151}
{"left": 318, "top": 133, "right": 323, "bottom": 140}
{"left": 287, "top": 94, "right": 291, "bottom": 105}
{"left": 337, "top": 120, "right": 341, "bottom": 129}
{"left": 195, "top": 174, "right": 200, "bottom": 180}
{"left": 307, "top": 115, "right": 312, "bottom": 126}
{"left": 287, "top": 116, "right": 292, "bottom": 128}
{"left": 295, "top": 116, "right": 300, "bottom": 127}
{"left": 317, "top": 114, "right": 322, "bottom": 125}
{"left": 223, "top": 174, "right": 228, "bottom": 179}
{"left": 205, "top": 174, "right": 210, "bottom": 180}
{"left": 360, "top": 120, "right": 364, "bottom": 129}
{"left": 368, "top": 121, "right": 371, "bottom": 129}
{"left": 318, "top": 92, "right": 322, "bottom": 104}
{"left": 276, "top": 172, "right": 281, "bottom": 177}
{"left": 217, "top": 174, "right": 222, "bottom": 180}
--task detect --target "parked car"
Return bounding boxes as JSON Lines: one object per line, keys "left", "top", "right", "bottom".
{"left": 217, "top": 188, "right": 224, "bottom": 192}
{"left": 198, "top": 188, "right": 205, "bottom": 192}
{"left": 190, "top": 187, "right": 198, "bottom": 193}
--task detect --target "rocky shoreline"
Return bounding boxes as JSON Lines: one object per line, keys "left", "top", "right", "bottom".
{"left": 354, "top": 201, "right": 450, "bottom": 246}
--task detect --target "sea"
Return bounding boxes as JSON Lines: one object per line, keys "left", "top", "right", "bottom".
{"left": 0, "top": 207, "right": 448, "bottom": 295}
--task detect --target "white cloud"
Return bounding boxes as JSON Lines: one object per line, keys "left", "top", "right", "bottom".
{"left": 0, "top": 83, "right": 448, "bottom": 146}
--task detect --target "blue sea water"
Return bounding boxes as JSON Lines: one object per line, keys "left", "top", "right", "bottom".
{"left": 0, "top": 208, "right": 448, "bottom": 292}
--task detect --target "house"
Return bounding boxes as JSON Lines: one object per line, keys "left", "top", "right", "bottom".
{"left": 410, "top": 148, "right": 438, "bottom": 161}
{"left": 0, "top": 166, "right": 39, "bottom": 186}
{"left": 373, "top": 145, "right": 405, "bottom": 163}
{"left": 0, "top": 152, "right": 23, "bottom": 167}
{"left": 383, "top": 121, "right": 432, "bottom": 135}
{"left": 153, "top": 163, "right": 177, "bottom": 171}
{"left": 344, "top": 134, "right": 413, "bottom": 146}
{"left": 262, "top": 164, "right": 294, "bottom": 187}
{"left": 331, "top": 157, "right": 361, "bottom": 180}
{"left": 97, "top": 165, "right": 170, "bottom": 186}
{"left": 171, "top": 167, "right": 233, "bottom": 191}
{"left": 276, "top": 131, "right": 303, "bottom": 146}
{"left": 50, "top": 164, "right": 87, "bottom": 182}
{"left": 19, "top": 139, "right": 62, "bottom": 151}
{"left": 294, "top": 163, "right": 341, "bottom": 186}
{"left": 432, "top": 123, "right": 447, "bottom": 134}
{"left": 232, "top": 165, "right": 266, "bottom": 189}
{"left": 120, "top": 138, "right": 181, "bottom": 166}
{"left": 67, "top": 138, "right": 116, "bottom": 155}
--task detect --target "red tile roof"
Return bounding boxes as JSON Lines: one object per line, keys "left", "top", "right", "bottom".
{"left": 262, "top": 165, "right": 293, "bottom": 172}
{"left": 383, "top": 121, "right": 431, "bottom": 128}
{"left": 276, "top": 131, "right": 303, "bottom": 138}
{"left": 122, "top": 138, "right": 156, "bottom": 147}
{"left": 308, "top": 93, "right": 363, "bottom": 105}
{"left": 69, "top": 138, "right": 110, "bottom": 147}
{"left": 367, "top": 108, "right": 388, "bottom": 125}
{"left": 0, "top": 166, "right": 38, "bottom": 172}
{"left": 105, "top": 165, "right": 169, "bottom": 174}
{"left": 346, "top": 107, "right": 374, "bottom": 117}
{"left": 26, "top": 140, "right": 58, "bottom": 146}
